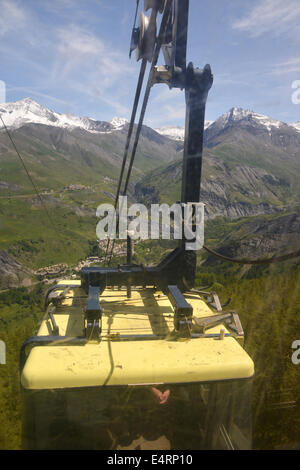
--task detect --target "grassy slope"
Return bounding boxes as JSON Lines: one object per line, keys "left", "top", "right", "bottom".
{"left": 0, "top": 123, "right": 179, "bottom": 270}
{"left": 0, "top": 196, "right": 99, "bottom": 269}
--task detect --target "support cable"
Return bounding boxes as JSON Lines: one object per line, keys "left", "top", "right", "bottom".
{"left": 107, "top": 0, "right": 173, "bottom": 265}
{"left": 0, "top": 115, "right": 57, "bottom": 231}
{"left": 203, "top": 244, "right": 300, "bottom": 265}
{"left": 104, "top": 58, "right": 147, "bottom": 263}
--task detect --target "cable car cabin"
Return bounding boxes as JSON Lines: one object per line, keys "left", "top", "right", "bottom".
{"left": 20, "top": 279, "right": 254, "bottom": 450}
{"left": 19, "top": 1, "right": 255, "bottom": 451}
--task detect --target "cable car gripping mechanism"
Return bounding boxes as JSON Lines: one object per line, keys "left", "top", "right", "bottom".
{"left": 80, "top": 0, "right": 214, "bottom": 338}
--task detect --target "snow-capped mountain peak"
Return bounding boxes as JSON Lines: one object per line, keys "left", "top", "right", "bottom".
{"left": 0, "top": 98, "right": 113, "bottom": 133}
{"left": 110, "top": 117, "right": 129, "bottom": 129}
{"left": 0, "top": 98, "right": 58, "bottom": 127}
{"left": 0, "top": 98, "right": 133, "bottom": 134}
{"left": 0, "top": 99, "right": 298, "bottom": 139}
{"left": 213, "top": 107, "right": 284, "bottom": 134}
{"left": 18, "top": 97, "right": 38, "bottom": 106}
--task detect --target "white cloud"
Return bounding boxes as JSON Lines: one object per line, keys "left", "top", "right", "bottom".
{"left": 121, "top": 11, "right": 130, "bottom": 26}
{"left": 213, "top": 73, "right": 250, "bottom": 87}
{"left": 56, "top": 26, "right": 133, "bottom": 82}
{"left": 233, "top": 0, "right": 300, "bottom": 40}
{"left": 145, "top": 101, "right": 186, "bottom": 128}
{"left": 152, "top": 87, "right": 182, "bottom": 104}
{"left": 270, "top": 57, "right": 300, "bottom": 76}
{"left": 143, "top": 86, "right": 186, "bottom": 127}
{"left": 275, "top": 58, "right": 300, "bottom": 67}
{"left": 50, "top": 25, "right": 137, "bottom": 115}
{"left": 0, "top": 1, "right": 138, "bottom": 117}
{"left": 7, "top": 86, "right": 71, "bottom": 107}
{"left": 0, "top": 0, "right": 27, "bottom": 36}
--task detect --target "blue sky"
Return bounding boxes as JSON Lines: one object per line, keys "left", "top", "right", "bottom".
{"left": 0, "top": 0, "right": 299, "bottom": 127}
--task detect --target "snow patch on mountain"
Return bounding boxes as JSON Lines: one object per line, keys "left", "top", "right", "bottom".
{"left": 0, "top": 98, "right": 112, "bottom": 133}
{"left": 110, "top": 117, "right": 129, "bottom": 129}
{"left": 155, "top": 121, "right": 213, "bottom": 141}
{"left": 290, "top": 122, "right": 300, "bottom": 132}
{"left": 154, "top": 126, "right": 184, "bottom": 141}
{"left": 212, "top": 107, "right": 285, "bottom": 135}
{"left": 1, "top": 99, "right": 298, "bottom": 139}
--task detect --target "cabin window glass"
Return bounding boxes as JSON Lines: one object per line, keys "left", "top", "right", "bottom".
{"left": 22, "top": 378, "right": 252, "bottom": 450}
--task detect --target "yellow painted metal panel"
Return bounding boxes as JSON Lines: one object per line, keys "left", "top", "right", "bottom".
{"left": 21, "top": 282, "right": 254, "bottom": 390}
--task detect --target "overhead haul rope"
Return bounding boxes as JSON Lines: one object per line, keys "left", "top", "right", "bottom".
{"left": 105, "top": 0, "right": 173, "bottom": 265}
{"left": 104, "top": 58, "right": 147, "bottom": 262}
{"left": 203, "top": 244, "right": 300, "bottom": 265}
{"left": 105, "top": 2, "right": 300, "bottom": 268}
{"left": 0, "top": 115, "right": 57, "bottom": 230}
{"left": 133, "top": 0, "right": 140, "bottom": 34}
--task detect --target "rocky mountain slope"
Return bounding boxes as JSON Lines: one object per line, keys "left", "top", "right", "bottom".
{"left": 0, "top": 99, "right": 181, "bottom": 272}
{"left": 0, "top": 251, "right": 33, "bottom": 289}
{"left": 200, "top": 211, "right": 300, "bottom": 281}
{"left": 207, "top": 212, "right": 300, "bottom": 260}
{"left": 0, "top": 99, "right": 299, "bottom": 275}
{"left": 136, "top": 107, "right": 300, "bottom": 219}
{"left": 0, "top": 99, "right": 179, "bottom": 193}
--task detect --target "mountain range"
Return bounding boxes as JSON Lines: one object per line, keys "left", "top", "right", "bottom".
{"left": 0, "top": 98, "right": 299, "bottom": 281}
{"left": 1, "top": 99, "right": 299, "bottom": 212}
{"left": 136, "top": 105, "right": 300, "bottom": 218}
{"left": 1, "top": 98, "right": 125, "bottom": 133}
{"left": 0, "top": 98, "right": 180, "bottom": 195}
{"left": 1, "top": 97, "right": 299, "bottom": 137}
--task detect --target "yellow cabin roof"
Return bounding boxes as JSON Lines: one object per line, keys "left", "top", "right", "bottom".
{"left": 21, "top": 280, "right": 254, "bottom": 390}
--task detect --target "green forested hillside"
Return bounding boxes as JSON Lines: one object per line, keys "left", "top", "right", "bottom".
{"left": 0, "top": 263, "right": 299, "bottom": 449}
{"left": 0, "top": 195, "right": 98, "bottom": 270}
{"left": 0, "top": 121, "right": 179, "bottom": 273}
{"left": 195, "top": 263, "right": 300, "bottom": 449}
{"left": 0, "top": 285, "right": 44, "bottom": 449}
{"left": 0, "top": 123, "right": 178, "bottom": 192}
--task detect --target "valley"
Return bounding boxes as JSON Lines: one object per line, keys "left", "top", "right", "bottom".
{"left": 0, "top": 99, "right": 299, "bottom": 285}
{"left": 0, "top": 98, "right": 299, "bottom": 449}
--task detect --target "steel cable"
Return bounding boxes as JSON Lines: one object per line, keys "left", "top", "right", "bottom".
{"left": 0, "top": 115, "right": 58, "bottom": 232}
{"left": 104, "top": 58, "right": 147, "bottom": 263}
{"left": 107, "top": 0, "right": 173, "bottom": 265}
{"left": 203, "top": 244, "right": 300, "bottom": 265}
